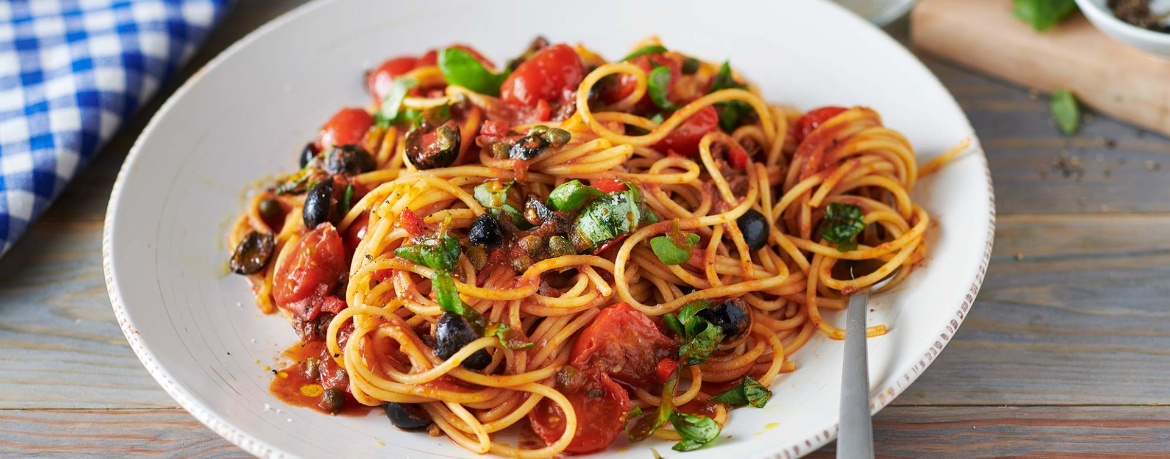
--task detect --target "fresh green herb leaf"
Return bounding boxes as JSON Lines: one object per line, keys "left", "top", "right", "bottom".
{"left": 422, "top": 104, "right": 452, "bottom": 126}
{"left": 438, "top": 48, "right": 508, "bottom": 96}
{"left": 651, "top": 233, "right": 699, "bottom": 265}
{"left": 375, "top": 76, "right": 420, "bottom": 128}
{"left": 547, "top": 180, "right": 605, "bottom": 212}
{"left": 572, "top": 189, "right": 643, "bottom": 252}
{"left": 394, "top": 234, "right": 461, "bottom": 271}
{"left": 339, "top": 184, "right": 355, "bottom": 215}
{"left": 669, "top": 412, "right": 722, "bottom": 452}
{"left": 639, "top": 205, "right": 660, "bottom": 225}
{"left": 627, "top": 407, "right": 644, "bottom": 418}
{"left": 647, "top": 66, "right": 680, "bottom": 111}
{"left": 1050, "top": 88, "right": 1080, "bottom": 136}
{"left": 678, "top": 321, "right": 722, "bottom": 366}
{"left": 431, "top": 270, "right": 465, "bottom": 315}
{"left": 627, "top": 371, "right": 678, "bottom": 442}
{"left": 1012, "top": 0, "right": 1077, "bottom": 32}
{"left": 621, "top": 45, "right": 668, "bottom": 62}
{"left": 485, "top": 323, "right": 534, "bottom": 350}
{"left": 474, "top": 180, "right": 527, "bottom": 227}
{"left": 818, "top": 203, "right": 866, "bottom": 252}
{"left": 708, "top": 376, "right": 772, "bottom": 408}
{"left": 662, "top": 313, "right": 684, "bottom": 337}
{"left": 708, "top": 61, "right": 753, "bottom": 132}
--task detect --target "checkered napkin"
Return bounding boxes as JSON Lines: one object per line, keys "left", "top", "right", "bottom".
{"left": 0, "top": 0, "right": 231, "bottom": 255}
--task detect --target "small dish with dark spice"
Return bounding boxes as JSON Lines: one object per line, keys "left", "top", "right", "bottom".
{"left": 1075, "top": 0, "right": 1170, "bottom": 57}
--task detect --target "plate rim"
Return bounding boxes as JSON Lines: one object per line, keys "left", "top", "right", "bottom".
{"left": 101, "top": 0, "right": 997, "bottom": 457}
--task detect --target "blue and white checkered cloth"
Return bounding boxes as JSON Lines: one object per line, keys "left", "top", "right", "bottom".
{"left": 0, "top": 0, "right": 231, "bottom": 255}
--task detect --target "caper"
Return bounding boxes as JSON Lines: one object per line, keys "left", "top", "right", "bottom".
{"left": 519, "top": 235, "right": 543, "bottom": 255}
{"left": 491, "top": 142, "right": 509, "bottom": 159}
{"left": 511, "top": 254, "right": 532, "bottom": 273}
{"left": 305, "top": 357, "right": 321, "bottom": 381}
{"left": 230, "top": 231, "right": 275, "bottom": 275}
{"left": 320, "top": 387, "right": 345, "bottom": 414}
{"left": 545, "top": 128, "right": 571, "bottom": 147}
{"left": 681, "top": 57, "right": 700, "bottom": 75}
{"left": 548, "top": 236, "right": 574, "bottom": 258}
{"left": 530, "top": 125, "right": 549, "bottom": 135}
{"left": 258, "top": 198, "right": 282, "bottom": 219}
{"left": 467, "top": 245, "right": 487, "bottom": 270}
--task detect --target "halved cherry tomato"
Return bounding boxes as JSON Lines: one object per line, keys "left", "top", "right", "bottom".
{"left": 571, "top": 302, "right": 677, "bottom": 388}
{"left": 315, "top": 108, "right": 374, "bottom": 151}
{"left": 418, "top": 44, "right": 495, "bottom": 69}
{"left": 602, "top": 53, "right": 681, "bottom": 111}
{"left": 589, "top": 178, "right": 628, "bottom": 194}
{"left": 342, "top": 210, "right": 371, "bottom": 254}
{"left": 652, "top": 105, "right": 719, "bottom": 157}
{"left": 400, "top": 208, "right": 424, "bottom": 236}
{"left": 655, "top": 358, "right": 678, "bottom": 384}
{"left": 274, "top": 224, "right": 347, "bottom": 321}
{"left": 500, "top": 43, "right": 585, "bottom": 107}
{"left": 367, "top": 56, "right": 419, "bottom": 103}
{"left": 529, "top": 368, "right": 630, "bottom": 454}
{"left": 727, "top": 142, "right": 751, "bottom": 169}
{"left": 794, "top": 106, "right": 847, "bottom": 143}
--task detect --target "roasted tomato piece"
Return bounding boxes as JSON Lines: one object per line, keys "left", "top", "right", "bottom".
{"left": 529, "top": 367, "right": 630, "bottom": 454}
{"left": 588, "top": 178, "right": 628, "bottom": 194}
{"left": 652, "top": 105, "right": 719, "bottom": 157}
{"left": 794, "top": 106, "right": 847, "bottom": 143}
{"left": 315, "top": 107, "right": 374, "bottom": 151}
{"left": 500, "top": 43, "right": 585, "bottom": 107}
{"left": 273, "top": 224, "right": 347, "bottom": 321}
{"left": 367, "top": 56, "right": 419, "bottom": 102}
{"left": 601, "top": 53, "right": 681, "bottom": 110}
{"left": 570, "top": 302, "right": 677, "bottom": 388}
{"left": 418, "top": 44, "right": 495, "bottom": 69}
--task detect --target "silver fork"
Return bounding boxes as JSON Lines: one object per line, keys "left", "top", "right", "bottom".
{"left": 836, "top": 266, "right": 900, "bottom": 459}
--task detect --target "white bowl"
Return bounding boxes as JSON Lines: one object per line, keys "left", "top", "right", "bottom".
{"left": 1076, "top": 0, "right": 1170, "bottom": 57}
{"left": 831, "top": 0, "right": 918, "bottom": 26}
{"left": 103, "top": 0, "right": 995, "bottom": 458}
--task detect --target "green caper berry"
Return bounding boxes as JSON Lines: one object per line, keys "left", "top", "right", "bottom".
{"left": 258, "top": 198, "right": 282, "bottom": 219}
{"left": 681, "top": 57, "right": 700, "bottom": 75}
{"left": 320, "top": 387, "right": 345, "bottom": 413}
{"left": 468, "top": 245, "right": 487, "bottom": 270}
{"left": 491, "top": 142, "right": 509, "bottom": 159}
{"left": 519, "top": 235, "right": 543, "bottom": 255}
{"left": 548, "top": 236, "right": 574, "bottom": 258}
{"left": 530, "top": 125, "right": 549, "bottom": 135}
{"left": 545, "top": 128, "right": 571, "bottom": 147}
{"left": 511, "top": 255, "right": 532, "bottom": 272}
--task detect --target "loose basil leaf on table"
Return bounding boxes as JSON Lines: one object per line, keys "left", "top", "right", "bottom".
{"left": 1050, "top": 88, "right": 1080, "bottom": 136}
{"left": 1012, "top": 0, "right": 1077, "bottom": 32}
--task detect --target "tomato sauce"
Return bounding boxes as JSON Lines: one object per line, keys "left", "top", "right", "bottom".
{"left": 269, "top": 341, "right": 374, "bottom": 417}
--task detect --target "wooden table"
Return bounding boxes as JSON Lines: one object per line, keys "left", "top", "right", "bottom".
{"left": 3, "top": 1, "right": 1167, "bottom": 457}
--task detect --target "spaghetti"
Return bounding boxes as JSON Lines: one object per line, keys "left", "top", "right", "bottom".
{"left": 226, "top": 37, "right": 950, "bottom": 457}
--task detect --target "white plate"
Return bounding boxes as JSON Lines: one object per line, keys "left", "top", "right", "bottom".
{"left": 830, "top": 0, "right": 918, "bottom": 26}
{"left": 103, "top": 0, "right": 995, "bottom": 458}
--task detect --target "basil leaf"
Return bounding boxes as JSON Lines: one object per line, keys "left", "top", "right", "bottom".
{"left": 1012, "top": 0, "right": 1077, "bottom": 32}
{"left": 640, "top": 205, "right": 660, "bottom": 225}
{"left": 474, "top": 180, "right": 527, "bottom": 227}
{"left": 375, "top": 76, "right": 420, "bottom": 128}
{"left": 547, "top": 180, "right": 605, "bottom": 212}
{"left": 394, "top": 234, "right": 461, "bottom": 271}
{"left": 627, "top": 371, "right": 678, "bottom": 442}
{"left": 708, "top": 376, "right": 772, "bottom": 408}
{"left": 1050, "top": 88, "right": 1080, "bottom": 136}
{"left": 572, "top": 189, "right": 643, "bottom": 252}
{"left": 669, "top": 412, "right": 721, "bottom": 452}
{"left": 679, "top": 321, "right": 722, "bottom": 366}
{"left": 431, "top": 270, "right": 465, "bottom": 315}
{"left": 676, "top": 300, "right": 710, "bottom": 337}
{"left": 339, "top": 183, "right": 355, "bottom": 215}
{"left": 486, "top": 323, "right": 534, "bottom": 350}
{"left": 647, "top": 65, "right": 679, "bottom": 110}
{"left": 438, "top": 48, "right": 507, "bottom": 96}
{"left": 818, "top": 203, "right": 866, "bottom": 252}
{"left": 709, "top": 61, "right": 753, "bottom": 132}
{"left": 651, "top": 233, "right": 699, "bottom": 265}
{"left": 621, "top": 44, "right": 667, "bottom": 62}
{"left": 662, "top": 313, "right": 684, "bottom": 338}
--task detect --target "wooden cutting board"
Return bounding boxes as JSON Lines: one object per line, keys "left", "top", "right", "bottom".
{"left": 910, "top": 0, "right": 1170, "bottom": 136}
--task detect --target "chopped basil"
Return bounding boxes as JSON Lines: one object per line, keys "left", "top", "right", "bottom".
{"left": 394, "top": 234, "right": 461, "bottom": 272}
{"left": 627, "top": 371, "right": 678, "bottom": 442}
{"left": 339, "top": 183, "right": 355, "bottom": 215}
{"left": 1050, "top": 88, "right": 1080, "bottom": 136}
{"left": 572, "top": 188, "right": 643, "bottom": 252}
{"left": 708, "top": 376, "right": 772, "bottom": 408}
{"left": 709, "top": 61, "right": 753, "bottom": 132}
{"left": 647, "top": 65, "right": 680, "bottom": 111}
{"left": 621, "top": 44, "right": 668, "bottom": 62}
{"left": 486, "top": 323, "right": 534, "bottom": 350}
{"left": 431, "top": 270, "right": 465, "bottom": 315}
{"left": 547, "top": 180, "right": 605, "bottom": 212}
{"left": 375, "top": 76, "right": 420, "bottom": 128}
{"left": 663, "top": 300, "right": 724, "bottom": 366}
{"left": 473, "top": 180, "right": 527, "bottom": 227}
{"left": 818, "top": 203, "right": 866, "bottom": 252}
{"left": 670, "top": 412, "right": 722, "bottom": 451}
{"left": 1012, "top": 0, "right": 1077, "bottom": 32}
{"left": 437, "top": 48, "right": 508, "bottom": 96}
{"left": 651, "top": 221, "right": 699, "bottom": 265}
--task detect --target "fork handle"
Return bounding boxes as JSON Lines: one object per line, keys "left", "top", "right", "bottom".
{"left": 837, "top": 290, "right": 874, "bottom": 459}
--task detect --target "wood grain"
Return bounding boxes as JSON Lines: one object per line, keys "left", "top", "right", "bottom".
{"left": 912, "top": 0, "right": 1170, "bottom": 137}
{"left": 0, "top": 0, "right": 1167, "bottom": 457}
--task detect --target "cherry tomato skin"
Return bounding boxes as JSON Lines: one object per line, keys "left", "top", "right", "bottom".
{"left": 794, "top": 106, "right": 847, "bottom": 143}
{"left": 500, "top": 44, "right": 585, "bottom": 107}
{"left": 655, "top": 358, "right": 678, "bottom": 384}
{"left": 418, "top": 44, "right": 495, "bottom": 69}
{"left": 570, "top": 302, "right": 677, "bottom": 388}
{"left": 367, "top": 56, "right": 419, "bottom": 102}
{"left": 589, "top": 179, "right": 628, "bottom": 194}
{"left": 315, "top": 108, "right": 374, "bottom": 152}
{"left": 652, "top": 105, "right": 719, "bottom": 157}
{"left": 273, "top": 224, "right": 347, "bottom": 321}
{"left": 602, "top": 53, "right": 680, "bottom": 109}
{"left": 727, "top": 142, "right": 751, "bottom": 169}
{"left": 529, "top": 369, "right": 630, "bottom": 454}
{"left": 400, "top": 208, "right": 425, "bottom": 236}
{"left": 342, "top": 210, "right": 371, "bottom": 254}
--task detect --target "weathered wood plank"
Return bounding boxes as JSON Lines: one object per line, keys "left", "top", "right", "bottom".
{"left": 898, "top": 215, "right": 1170, "bottom": 405}
{"left": 1, "top": 406, "right": 1165, "bottom": 458}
